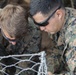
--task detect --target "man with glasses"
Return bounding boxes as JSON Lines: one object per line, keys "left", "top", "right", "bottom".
{"left": 0, "top": 4, "right": 41, "bottom": 75}
{"left": 0, "top": 4, "right": 29, "bottom": 75}
{"left": 30, "top": 0, "right": 76, "bottom": 75}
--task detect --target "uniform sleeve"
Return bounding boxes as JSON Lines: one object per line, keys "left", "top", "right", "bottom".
{"left": 65, "top": 24, "right": 76, "bottom": 74}
{"left": 50, "top": 23, "right": 76, "bottom": 75}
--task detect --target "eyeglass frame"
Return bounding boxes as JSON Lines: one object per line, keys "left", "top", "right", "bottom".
{"left": 1, "top": 30, "right": 17, "bottom": 42}
{"left": 33, "top": 5, "right": 61, "bottom": 26}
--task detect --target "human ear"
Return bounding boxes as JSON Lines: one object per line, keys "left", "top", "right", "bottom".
{"left": 56, "top": 9, "right": 63, "bottom": 20}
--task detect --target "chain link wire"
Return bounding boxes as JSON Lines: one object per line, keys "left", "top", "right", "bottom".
{"left": 0, "top": 51, "right": 47, "bottom": 75}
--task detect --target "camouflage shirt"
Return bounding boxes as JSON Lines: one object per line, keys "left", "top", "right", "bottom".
{"left": 0, "top": 17, "right": 41, "bottom": 56}
{"left": 0, "top": 18, "right": 41, "bottom": 75}
{"left": 4, "top": 18, "right": 41, "bottom": 55}
{"left": 49, "top": 7, "right": 76, "bottom": 75}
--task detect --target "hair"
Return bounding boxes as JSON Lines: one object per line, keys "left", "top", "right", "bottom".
{"left": 30, "top": 0, "right": 64, "bottom": 16}
{"left": 0, "top": 4, "right": 28, "bottom": 38}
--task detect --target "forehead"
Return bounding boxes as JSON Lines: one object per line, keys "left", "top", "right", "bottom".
{"left": 33, "top": 12, "right": 48, "bottom": 23}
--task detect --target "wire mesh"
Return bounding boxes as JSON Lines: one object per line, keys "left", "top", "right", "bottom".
{"left": 0, "top": 51, "right": 47, "bottom": 75}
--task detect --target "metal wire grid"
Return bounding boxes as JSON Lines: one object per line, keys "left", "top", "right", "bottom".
{"left": 0, "top": 51, "right": 47, "bottom": 75}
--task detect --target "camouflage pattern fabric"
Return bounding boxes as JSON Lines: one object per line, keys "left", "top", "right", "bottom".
{"left": 6, "top": 18, "right": 41, "bottom": 75}
{"left": 0, "top": 18, "right": 41, "bottom": 75}
{"left": 0, "top": 7, "right": 76, "bottom": 75}
{"left": 5, "top": 18, "right": 41, "bottom": 54}
{"left": 48, "top": 7, "right": 76, "bottom": 75}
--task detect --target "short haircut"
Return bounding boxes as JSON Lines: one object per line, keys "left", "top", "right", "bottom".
{"left": 0, "top": 4, "right": 28, "bottom": 38}
{"left": 30, "top": 0, "right": 64, "bottom": 16}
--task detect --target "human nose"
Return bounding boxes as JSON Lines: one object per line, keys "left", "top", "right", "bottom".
{"left": 40, "top": 26, "right": 45, "bottom": 31}
{"left": 9, "top": 41, "right": 16, "bottom": 45}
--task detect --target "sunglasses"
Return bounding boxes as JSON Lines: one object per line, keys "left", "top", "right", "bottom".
{"left": 1, "top": 30, "right": 16, "bottom": 42}
{"left": 33, "top": 5, "right": 61, "bottom": 26}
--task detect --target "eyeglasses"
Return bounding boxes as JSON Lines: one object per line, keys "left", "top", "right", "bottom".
{"left": 1, "top": 30, "right": 16, "bottom": 42}
{"left": 33, "top": 5, "right": 61, "bottom": 26}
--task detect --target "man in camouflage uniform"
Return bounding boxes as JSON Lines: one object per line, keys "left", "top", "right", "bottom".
{"left": 0, "top": 4, "right": 41, "bottom": 75}
{"left": 3, "top": 18, "right": 41, "bottom": 75}
{"left": 30, "top": 0, "right": 76, "bottom": 75}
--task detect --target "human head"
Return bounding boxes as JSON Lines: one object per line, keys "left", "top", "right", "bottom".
{"left": 30, "top": 0, "right": 65, "bottom": 34}
{"left": 0, "top": 4, "right": 28, "bottom": 45}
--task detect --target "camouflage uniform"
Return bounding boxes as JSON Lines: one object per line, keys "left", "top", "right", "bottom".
{"left": 0, "top": 18, "right": 41, "bottom": 75}
{"left": 0, "top": 18, "right": 41, "bottom": 54}
{"left": 5, "top": 18, "right": 41, "bottom": 54}
{"left": 48, "top": 7, "right": 76, "bottom": 75}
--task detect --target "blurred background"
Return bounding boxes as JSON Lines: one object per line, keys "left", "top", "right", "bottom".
{"left": 0, "top": 0, "right": 76, "bottom": 9}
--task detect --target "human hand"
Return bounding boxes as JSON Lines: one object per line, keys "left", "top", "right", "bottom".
{"left": 48, "top": 71, "right": 53, "bottom": 75}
